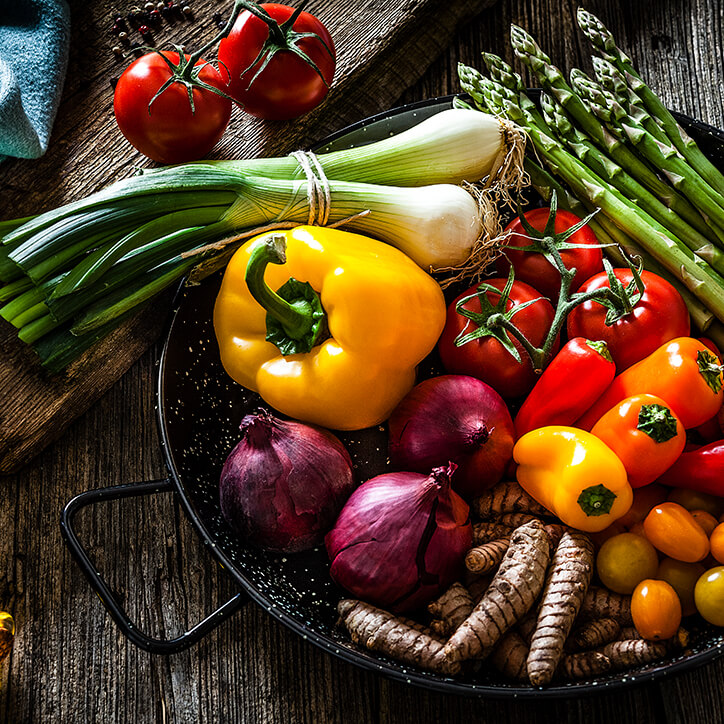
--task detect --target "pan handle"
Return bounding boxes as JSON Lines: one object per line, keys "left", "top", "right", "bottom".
{"left": 60, "top": 478, "right": 246, "bottom": 654}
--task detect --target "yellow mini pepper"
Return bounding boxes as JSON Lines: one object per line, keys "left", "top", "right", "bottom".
{"left": 514, "top": 426, "right": 633, "bottom": 532}
{"left": 214, "top": 226, "right": 446, "bottom": 430}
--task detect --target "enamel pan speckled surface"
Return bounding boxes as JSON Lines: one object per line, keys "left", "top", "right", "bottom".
{"left": 62, "top": 95, "right": 724, "bottom": 697}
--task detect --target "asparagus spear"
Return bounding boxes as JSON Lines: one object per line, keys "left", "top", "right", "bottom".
{"left": 570, "top": 69, "right": 724, "bottom": 233}
{"left": 458, "top": 63, "right": 724, "bottom": 320}
{"left": 537, "top": 90, "right": 724, "bottom": 270}
{"left": 577, "top": 8, "right": 724, "bottom": 198}
{"left": 502, "top": 32, "right": 710, "bottom": 237}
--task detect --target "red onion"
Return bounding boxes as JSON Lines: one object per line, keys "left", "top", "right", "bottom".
{"left": 388, "top": 375, "right": 514, "bottom": 500}
{"left": 325, "top": 463, "right": 472, "bottom": 613}
{"left": 219, "top": 409, "right": 355, "bottom": 553}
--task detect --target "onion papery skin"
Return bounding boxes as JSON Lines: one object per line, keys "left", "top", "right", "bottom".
{"left": 219, "top": 409, "right": 356, "bottom": 553}
{"left": 325, "top": 464, "right": 472, "bottom": 613}
{"left": 388, "top": 375, "right": 515, "bottom": 500}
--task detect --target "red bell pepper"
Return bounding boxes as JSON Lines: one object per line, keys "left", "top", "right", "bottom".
{"left": 514, "top": 337, "right": 616, "bottom": 438}
{"left": 656, "top": 440, "right": 724, "bottom": 496}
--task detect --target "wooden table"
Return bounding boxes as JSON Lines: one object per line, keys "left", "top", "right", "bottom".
{"left": 2, "top": 1, "right": 723, "bottom": 721}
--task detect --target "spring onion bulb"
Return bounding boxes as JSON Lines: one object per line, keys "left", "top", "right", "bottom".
{"left": 217, "top": 108, "right": 521, "bottom": 187}
{"left": 0, "top": 105, "right": 526, "bottom": 370}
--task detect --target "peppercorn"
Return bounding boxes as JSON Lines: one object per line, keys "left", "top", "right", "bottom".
{"left": 212, "top": 11, "right": 223, "bottom": 29}
{"left": 112, "top": 45, "right": 123, "bottom": 57}
{"left": 144, "top": 1, "right": 155, "bottom": 10}
{"left": 118, "top": 30, "right": 129, "bottom": 43}
{"left": 182, "top": 5, "right": 192, "bottom": 16}
{"left": 149, "top": 9, "right": 161, "bottom": 21}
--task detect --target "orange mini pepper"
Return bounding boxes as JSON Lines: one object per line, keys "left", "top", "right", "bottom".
{"left": 514, "top": 426, "right": 632, "bottom": 532}
{"left": 643, "top": 502, "right": 710, "bottom": 562}
{"left": 591, "top": 394, "right": 686, "bottom": 488}
{"left": 577, "top": 337, "right": 724, "bottom": 430}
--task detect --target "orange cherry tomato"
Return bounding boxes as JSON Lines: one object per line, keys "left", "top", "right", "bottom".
{"left": 591, "top": 394, "right": 685, "bottom": 488}
{"left": 617, "top": 484, "right": 669, "bottom": 528}
{"left": 631, "top": 579, "right": 682, "bottom": 640}
{"left": 643, "top": 503, "right": 710, "bottom": 562}
{"left": 711, "top": 523, "right": 724, "bottom": 564}
{"left": 667, "top": 488, "right": 724, "bottom": 518}
{"left": 691, "top": 510, "right": 719, "bottom": 536}
{"left": 657, "top": 557, "right": 706, "bottom": 617}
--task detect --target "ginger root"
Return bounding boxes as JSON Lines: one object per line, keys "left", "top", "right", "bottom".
{"left": 443, "top": 520, "right": 551, "bottom": 664}
{"left": 337, "top": 600, "right": 458, "bottom": 675}
{"left": 497, "top": 512, "right": 540, "bottom": 528}
{"left": 527, "top": 531, "right": 595, "bottom": 686}
{"left": 427, "top": 583, "right": 474, "bottom": 638}
{"left": 465, "top": 536, "right": 511, "bottom": 574}
{"left": 474, "top": 481, "right": 548, "bottom": 519}
{"left": 619, "top": 626, "right": 690, "bottom": 652}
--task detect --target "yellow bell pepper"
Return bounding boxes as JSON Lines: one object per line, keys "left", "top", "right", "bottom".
{"left": 514, "top": 426, "right": 633, "bottom": 532}
{"left": 213, "top": 226, "right": 446, "bottom": 430}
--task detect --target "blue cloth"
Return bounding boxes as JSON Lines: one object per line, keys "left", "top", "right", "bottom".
{"left": 0, "top": 0, "right": 70, "bottom": 163}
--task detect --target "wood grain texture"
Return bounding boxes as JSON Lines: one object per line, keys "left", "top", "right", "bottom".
{"left": 2, "top": 0, "right": 724, "bottom": 723}
{"left": 0, "top": 0, "right": 494, "bottom": 474}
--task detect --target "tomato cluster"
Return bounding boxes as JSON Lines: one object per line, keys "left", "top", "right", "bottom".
{"left": 114, "top": 4, "right": 335, "bottom": 163}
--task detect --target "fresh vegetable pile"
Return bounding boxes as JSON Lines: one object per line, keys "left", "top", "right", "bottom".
{"left": 210, "top": 20, "right": 724, "bottom": 677}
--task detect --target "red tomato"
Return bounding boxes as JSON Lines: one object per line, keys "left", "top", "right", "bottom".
{"left": 566, "top": 269, "right": 690, "bottom": 370}
{"left": 114, "top": 52, "right": 231, "bottom": 164}
{"left": 219, "top": 3, "right": 335, "bottom": 120}
{"left": 497, "top": 208, "right": 603, "bottom": 300}
{"left": 438, "top": 278, "right": 559, "bottom": 399}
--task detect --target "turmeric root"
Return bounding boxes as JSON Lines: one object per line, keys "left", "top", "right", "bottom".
{"left": 472, "top": 521, "right": 514, "bottom": 545}
{"left": 559, "top": 651, "right": 612, "bottom": 680}
{"left": 474, "top": 481, "right": 548, "bottom": 519}
{"left": 527, "top": 531, "right": 595, "bottom": 686}
{"left": 337, "top": 599, "right": 459, "bottom": 675}
{"left": 427, "top": 583, "right": 474, "bottom": 637}
{"left": 465, "top": 536, "right": 511, "bottom": 574}
{"left": 497, "top": 512, "right": 540, "bottom": 528}
{"left": 517, "top": 612, "right": 538, "bottom": 645}
{"left": 568, "top": 618, "right": 620, "bottom": 652}
{"left": 600, "top": 639, "right": 668, "bottom": 670}
{"left": 579, "top": 586, "right": 633, "bottom": 624}
{"left": 443, "top": 520, "right": 551, "bottom": 664}
{"left": 465, "top": 574, "right": 491, "bottom": 604}
{"left": 543, "top": 523, "right": 572, "bottom": 550}
{"left": 490, "top": 631, "right": 530, "bottom": 681}
{"left": 619, "top": 626, "right": 690, "bottom": 651}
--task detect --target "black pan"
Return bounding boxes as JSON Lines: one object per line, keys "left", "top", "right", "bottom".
{"left": 61, "top": 95, "right": 724, "bottom": 698}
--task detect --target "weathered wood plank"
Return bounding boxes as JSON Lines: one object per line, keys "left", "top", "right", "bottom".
{"left": 2, "top": 1, "right": 724, "bottom": 723}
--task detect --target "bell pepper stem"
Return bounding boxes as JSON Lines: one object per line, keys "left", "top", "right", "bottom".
{"left": 245, "top": 233, "right": 317, "bottom": 342}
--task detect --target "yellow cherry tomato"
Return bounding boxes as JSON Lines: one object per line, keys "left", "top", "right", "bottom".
{"left": 596, "top": 532, "right": 659, "bottom": 594}
{"left": 694, "top": 566, "right": 724, "bottom": 626}
{"left": 643, "top": 503, "right": 710, "bottom": 562}
{"left": 657, "top": 557, "right": 706, "bottom": 617}
{"left": 631, "top": 579, "right": 682, "bottom": 640}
